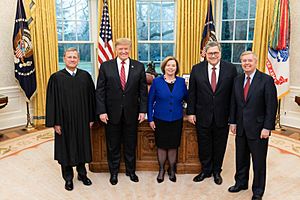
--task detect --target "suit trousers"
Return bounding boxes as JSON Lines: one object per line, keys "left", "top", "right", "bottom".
{"left": 105, "top": 110, "right": 138, "bottom": 175}
{"left": 234, "top": 133, "right": 268, "bottom": 196}
{"left": 196, "top": 118, "right": 229, "bottom": 174}
{"left": 61, "top": 163, "right": 87, "bottom": 181}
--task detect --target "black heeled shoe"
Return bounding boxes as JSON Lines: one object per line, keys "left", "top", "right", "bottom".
{"left": 168, "top": 166, "right": 177, "bottom": 182}
{"left": 156, "top": 169, "right": 165, "bottom": 183}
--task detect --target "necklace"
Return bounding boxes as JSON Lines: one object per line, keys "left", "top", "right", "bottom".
{"left": 164, "top": 75, "right": 176, "bottom": 84}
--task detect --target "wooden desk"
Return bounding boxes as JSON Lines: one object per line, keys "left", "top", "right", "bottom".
{"left": 0, "top": 94, "right": 8, "bottom": 109}
{"left": 89, "top": 120, "right": 201, "bottom": 174}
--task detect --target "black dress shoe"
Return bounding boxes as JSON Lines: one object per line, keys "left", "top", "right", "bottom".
{"left": 78, "top": 175, "right": 92, "bottom": 186}
{"left": 228, "top": 184, "right": 248, "bottom": 193}
{"left": 252, "top": 195, "right": 262, "bottom": 200}
{"left": 65, "top": 180, "right": 73, "bottom": 191}
{"left": 193, "top": 172, "right": 211, "bottom": 182}
{"left": 126, "top": 172, "right": 139, "bottom": 182}
{"left": 109, "top": 174, "right": 118, "bottom": 185}
{"left": 213, "top": 173, "right": 223, "bottom": 185}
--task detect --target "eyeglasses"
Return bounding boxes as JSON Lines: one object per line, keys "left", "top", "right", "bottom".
{"left": 206, "top": 52, "right": 220, "bottom": 57}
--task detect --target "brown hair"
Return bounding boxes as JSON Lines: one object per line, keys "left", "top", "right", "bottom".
{"left": 161, "top": 56, "right": 179, "bottom": 75}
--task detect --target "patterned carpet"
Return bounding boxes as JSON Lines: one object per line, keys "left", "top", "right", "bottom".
{"left": 1, "top": 129, "right": 299, "bottom": 160}
{"left": 0, "top": 130, "right": 300, "bottom": 200}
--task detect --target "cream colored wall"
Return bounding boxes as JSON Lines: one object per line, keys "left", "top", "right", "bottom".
{"left": 0, "top": 0, "right": 29, "bottom": 129}
{"left": 281, "top": 0, "right": 300, "bottom": 128}
{"left": 0, "top": 0, "right": 299, "bottom": 129}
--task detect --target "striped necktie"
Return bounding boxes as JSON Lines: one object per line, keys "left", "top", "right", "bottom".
{"left": 120, "top": 61, "right": 126, "bottom": 90}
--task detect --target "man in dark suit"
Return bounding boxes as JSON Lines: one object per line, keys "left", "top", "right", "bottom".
{"left": 96, "top": 38, "right": 148, "bottom": 185}
{"left": 187, "top": 41, "right": 237, "bottom": 185}
{"left": 228, "top": 51, "right": 277, "bottom": 200}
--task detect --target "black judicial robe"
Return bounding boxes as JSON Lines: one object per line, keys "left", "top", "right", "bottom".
{"left": 46, "top": 68, "right": 95, "bottom": 166}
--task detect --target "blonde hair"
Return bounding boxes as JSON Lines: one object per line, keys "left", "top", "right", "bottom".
{"left": 115, "top": 38, "right": 132, "bottom": 48}
{"left": 63, "top": 47, "right": 80, "bottom": 58}
{"left": 161, "top": 56, "right": 179, "bottom": 75}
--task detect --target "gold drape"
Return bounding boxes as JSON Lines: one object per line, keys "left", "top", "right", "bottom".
{"left": 252, "top": 0, "right": 275, "bottom": 71}
{"left": 176, "top": 0, "right": 213, "bottom": 74}
{"left": 24, "top": 0, "right": 58, "bottom": 125}
{"left": 98, "top": 0, "right": 138, "bottom": 59}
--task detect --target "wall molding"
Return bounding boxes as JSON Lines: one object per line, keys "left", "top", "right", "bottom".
{"left": 280, "top": 86, "right": 300, "bottom": 129}
{"left": 0, "top": 86, "right": 32, "bottom": 130}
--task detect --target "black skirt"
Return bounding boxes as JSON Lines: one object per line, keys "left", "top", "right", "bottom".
{"left": 154, "top": 117, "right": 183, "bottom": 149}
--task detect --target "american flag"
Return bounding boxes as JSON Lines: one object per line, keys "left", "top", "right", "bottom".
{"left": 98, "top": 0, "right": 114, "bottom": 68}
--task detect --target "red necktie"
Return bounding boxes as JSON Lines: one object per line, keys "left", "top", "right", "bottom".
{"left": 211, "top": 67, "right": 216, "bottom": 93}
{"left": 120, "top": 61, "right": 126, "bottom": 90}
{"left": 244, "top": 76, "right": 251, "bottom": 101}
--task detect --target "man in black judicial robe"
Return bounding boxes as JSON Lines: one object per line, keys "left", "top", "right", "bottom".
{"left": 46, "top": 47, "right": 95, "bottom": 191}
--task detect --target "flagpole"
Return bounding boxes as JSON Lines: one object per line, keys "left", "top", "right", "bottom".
{"left": 275, "top": 99, "right": 285, "bottom": 131}
{"left": 23, "top": 102, "right": 35, "bottom": 131}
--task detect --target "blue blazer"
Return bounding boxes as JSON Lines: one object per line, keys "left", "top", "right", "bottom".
{"left": 147, "top": 76, "right": 188, "bottom": 122}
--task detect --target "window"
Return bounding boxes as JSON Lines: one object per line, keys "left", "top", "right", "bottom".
{"left": 219, "top": 0, "right": 256, "bottom": 73}
{"left": 136, "top": 0, "right": 176, "bottom": 74}
{"left": 56, "top": 0, "right": 96, "bottom": 77}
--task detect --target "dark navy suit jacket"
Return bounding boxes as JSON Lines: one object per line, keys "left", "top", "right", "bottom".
{"left": 147, "top": 76, "right": 188, "bottom": 122}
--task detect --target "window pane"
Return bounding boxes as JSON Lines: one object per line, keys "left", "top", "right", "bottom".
{"left": 234, "top": 64, "right": 244, "bottom": 74}
{"left": 137, "top": 2, "right": 148, "bottom": 21}
{"left": 137, "top": 21, "right": 148, "bottom": 40}
{"left": 154, "top": 62, "right": 162, "bottom": 74}
{"left": 64, "top": 21, "right": 76, "bottom": 41}
{"left": 62, "top": 0, "right": 76, "bottom": 20}
{"left": 220, "top": 43, "right": 232, "bottom": 62}
{"left": 248, "top": 20, "right": 255, "bottom": 40}
{"left": 162, "top": 2, "right": 174, "bottom": 21}
{"left": 138, "top": 43, "right": 149, "bottom": 61}
{"left": 235, "top": 20, "right": 247, "bottom": 40}
{"left": 236, "top": 0, "right": 249, "bottom": 19}
{"left": 58, "top": 44, "right": 65, "bottom": 63}
{"left": 222, "top": 0, "right": 235, "bottom": 19}
{"left": 57, "top": 20, "right": 63, "bottom": 41}
{"left": 149, "top": 3, "right": 161, "bottom": 21}
{"left": 76, "top": 0, "right": 89, "bottom": 20}
{"left": 56, "top": 1, "right": 62, "bottom": 20}
{"left": 246, "top": 43, "right": 253, "bottom": 51}
{"left": 250, "top": 0, "right": 256, "bottom": 18}
{"left": 232, "top": 43, "right": 246, "bottom": 63}
{"left": 162, "top": 43, "right": 174, "bottom": 58}
{"left": 150, "top": 43, "right": 161, "bottom": 61}
{"left": 77, "top": 21, "right": 90, "bottom": 41}
{"left": 162, "top": 22, "right": 174, "bottom": 40}
{"left": 221, "top": 21, "right": 234, "bottom": 40}
{"left": 78, "top": 43, "right": 91, "bottom": 62}
{"left": 150, "top": 22, "right": 161, "bottom": 40}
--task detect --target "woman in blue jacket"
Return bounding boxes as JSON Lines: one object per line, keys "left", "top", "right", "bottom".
{"left": 148, "top": 56, "right": 188, "bottom": 183}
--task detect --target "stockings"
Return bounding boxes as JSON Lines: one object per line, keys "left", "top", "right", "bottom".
{"left": 157, "top": 148, "right": 177, "bottom": 179}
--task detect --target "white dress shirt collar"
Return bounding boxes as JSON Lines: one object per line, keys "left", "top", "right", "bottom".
{"left": 65, "top": 67, "right": 77, "bottom": 76}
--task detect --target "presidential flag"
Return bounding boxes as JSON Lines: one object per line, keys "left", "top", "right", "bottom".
{"left": 200, "top": 0, "right": 217, "bottom": 61}
{"left": 98, "top": 0, "right": 114, "bottom": 68}
{"left": 265, "top": 0, "right": 290, "bottom": 99}
{"left": 13, "top": 0, "right": 36, "bottom": 102}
